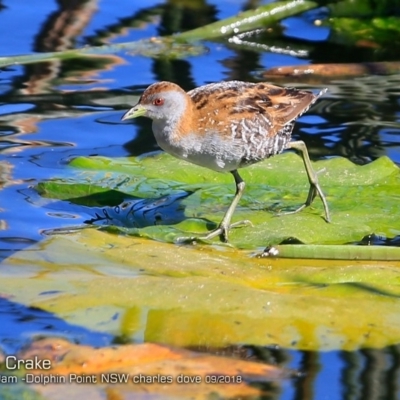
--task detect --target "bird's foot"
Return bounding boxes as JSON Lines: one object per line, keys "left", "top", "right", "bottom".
{"left": 275, "top": 203, "right": 307, "bottom": 217}
{"left": 275, "top": 180, "right": 330, "bottom": 223}
{"left": 176, "top": 219, "right": 252, "bottom": 244}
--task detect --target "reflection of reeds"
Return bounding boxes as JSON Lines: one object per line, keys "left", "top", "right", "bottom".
{"left": 21, "top": 0, "right": 97, "bottom": 95}
{"left": 292, "top": 346, "right": 400, "bottom": 400}
{"left": 21, "top": 0, "right": 127, "bottom": 96}
{"left": 0, "top": 160, "right": 16, "bottom": 189}
{"left": 36, "top": 0, "right": 98, "bottom": 52}
{"left": 0, "top": 0, "right": 316, "bottom": 69}
{"left": 341, "top": 345, "right": 400, "bottom": 400}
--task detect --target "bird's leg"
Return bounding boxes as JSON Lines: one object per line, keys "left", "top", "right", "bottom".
{"left": 280, "top": 140, "right": 331, "bottom": 222}
{"left": 203, "top": 170, "right": 251, "bottom": 242}
{"left": 177, "top": 170, "right": 251, "bottom": 243}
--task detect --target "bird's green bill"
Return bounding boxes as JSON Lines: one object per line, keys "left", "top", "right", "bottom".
{"left": 121, "top": 104, "right": 146, "bottom": 121}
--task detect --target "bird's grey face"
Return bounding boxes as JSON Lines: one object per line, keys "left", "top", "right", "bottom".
{"left": 121, "top": 90, "right": 185, "bottom": 122}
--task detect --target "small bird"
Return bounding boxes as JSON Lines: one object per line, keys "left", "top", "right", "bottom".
{"left": 122, "top": 80, "right": 330, "bottom": 242}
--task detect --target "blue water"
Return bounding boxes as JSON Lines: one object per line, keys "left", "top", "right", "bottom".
{"left": 1, "top": 1, "right": 400, "bottom": 399}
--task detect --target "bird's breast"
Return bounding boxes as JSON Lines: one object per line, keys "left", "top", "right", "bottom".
{"left": 151, "top": 119, "right": 292, "bottom": 173}
{"left": 152, "top": 123, "right": 243, "bottom": 172}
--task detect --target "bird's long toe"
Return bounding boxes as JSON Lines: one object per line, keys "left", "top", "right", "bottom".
{"left": 175, "top": 219, "right": 252, "bottom": 244}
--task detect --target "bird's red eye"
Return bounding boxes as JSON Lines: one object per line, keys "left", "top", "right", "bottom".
{"left": 153, "top": 98, "right": 164, "bottom": 106}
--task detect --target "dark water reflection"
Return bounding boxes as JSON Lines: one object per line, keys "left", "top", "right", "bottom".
{"left": 1, "top": 1, "right": 400, "bottom": 399}
{"left": 233, "top": 344, "right": 400, "bottom": 400}
{"left": 0, "top": 297, "right": 111, "bottom": 355}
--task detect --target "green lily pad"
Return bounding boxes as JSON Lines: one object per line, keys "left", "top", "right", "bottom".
{"left": 37, "top": 152, "right": 400, "bottom": 248}
{"left": 36, "top": 182, "right": 131, "bottom": 206}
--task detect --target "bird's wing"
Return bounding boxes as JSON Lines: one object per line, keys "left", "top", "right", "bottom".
{"left": 189, "top": 82, "right": 326, "bottom": 163}
{"left": 190, "top": 82, "right": 325, "bottom": 138}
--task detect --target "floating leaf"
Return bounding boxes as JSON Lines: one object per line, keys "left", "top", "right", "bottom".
{"left": 2, "top": 230, "right": 400, "bottom": 352}
{"left": 37, "top": 152, "right": 400, "bottom": 248}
